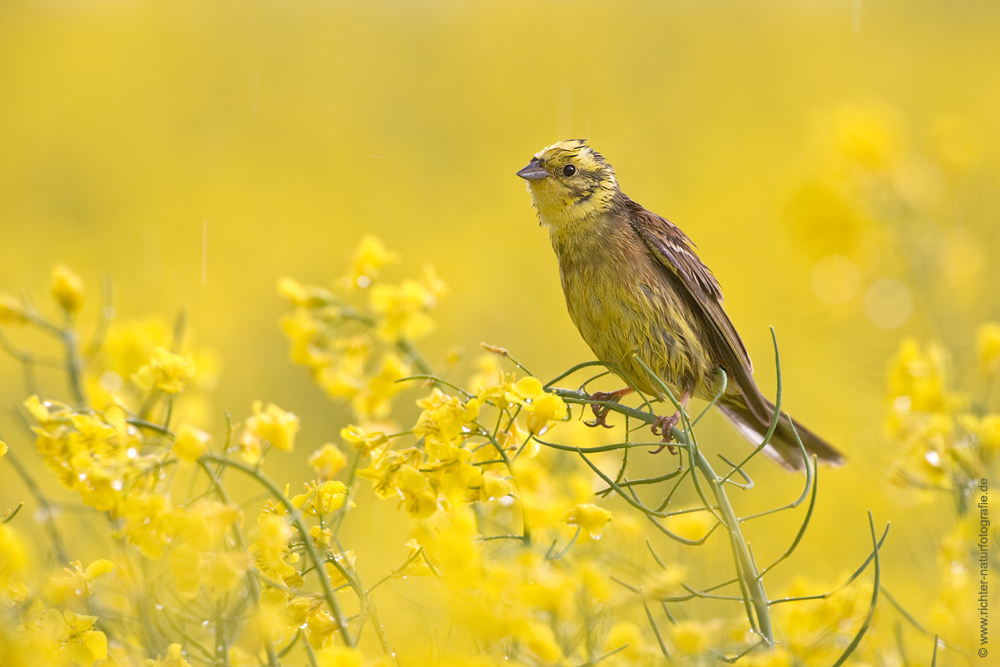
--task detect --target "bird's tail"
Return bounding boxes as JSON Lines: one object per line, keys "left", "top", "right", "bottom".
{"left": 716, "top": 393, "right": 844, "bottom": 471}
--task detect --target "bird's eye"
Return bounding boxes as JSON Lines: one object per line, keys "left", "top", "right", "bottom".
{"left": 562, "top": 164, "right": 577, "bottom": 177}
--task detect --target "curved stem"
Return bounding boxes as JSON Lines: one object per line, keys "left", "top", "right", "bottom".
{"left": 690, "top": 445, "right": 774, "bottom": 648}
{"left": 198, "top": 461, "right": 280, "bottom": 667}
{"left": 201, "top": 455, "right": 353, "bottom": 647}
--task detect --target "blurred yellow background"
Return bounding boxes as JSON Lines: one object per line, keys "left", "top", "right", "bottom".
{"left": 2, "top": 0, "right": 999, "bottom": 661}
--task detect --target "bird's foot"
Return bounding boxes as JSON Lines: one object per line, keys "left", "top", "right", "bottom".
{"left": 585, "top": 387, "right": 634, "bottom": 429}
{"left": 650, "top": 412, "right": 680, "bottom": 454}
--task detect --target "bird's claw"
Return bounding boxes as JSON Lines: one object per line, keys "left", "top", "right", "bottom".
{"left": 650, "top": 412, "right": 680, "bottom": 455}
{"left": 585, "top": 390, "right": 627, "bottom": 429}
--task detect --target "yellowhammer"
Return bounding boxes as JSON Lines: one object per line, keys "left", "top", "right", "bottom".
{"left": 518, "top": 139, "right": 843, "bottom": 470}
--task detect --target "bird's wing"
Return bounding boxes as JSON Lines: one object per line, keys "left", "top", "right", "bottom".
{"left": 625, "top": 199, "right": 770, "bottom": 423}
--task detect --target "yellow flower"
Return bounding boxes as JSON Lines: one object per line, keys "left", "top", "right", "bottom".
{"left": 306, "top": 607, "right": 339, "bottom": 649}
{"left": 292, "top": 481, "right": 349, "bottom": 516}
{"left": 340, "top": 425, "right": 388, "bottom": 456}
{"left": 979, "top": 414, "right": 1000, "bottom": 461}
{"left": 526, "top": 395, "right": 568, "bottom": 435}
{"left": 603, "top": 621, "right": 647, "bottom": 662}
{"left": 414, "top": 388, "right": 480, "bottom": 451}
{"left": 396, "top": 464, "right": 439, "bottom": 518}
{"left": 345, "top": 234, "right": 399, "bottom": 288}
{"left": 324, "top": 550, "right": 358, "bottom": 587}
{"left": 663, "top": 508, "right": 716, "bottom": 541}
{"left": 227, "top": 647, "right": 259, "bottom": 667}
{"left": 118, "top": 492, "right": 171, "bottom": 558}
{"left": 0, "top": 440, "right": 6, "bottom": 458}
{"left": 392, "top": 539, "right": 434, "bottom": 578}
{"left": 251, "top": 514, "right": 300, "bottom": 585}
{"left": 279, "top": 308, "right": 330, "bottom": 369}
{"left": 0, "top": 293, "right": 27, "bottom": 325}
{"left": 480, "top": 471, "right": 515, "bottom": 501}
{"left": 172, "top": 423, "right": 211, "bottom": 463}
{"left": 519, "top": 620, "right": 562, "bottom": 663}
{"left": 734, "top": 646, "right": 795, "bottom": 667}
{"left": 826, "top": 100, "right": 903, "bottom": 169}
{"left": 646, "top": 565, "right": 687, "bottom": 599}
{"left": 564, "top": 503, "right": 612, "bottom": 539}
{"left": 887, "top": 338, "right": 947, "bottom": 412}
{"left": 468, "top": 353, "right": 503, "bottom": 394}
{"left": 518, "top": 560, "right": 573, "bottom": 615}
{"left": 977, "top": 322, "right": 1000, "bottom": 374}
{"left": 24, "top": 394, "right": 62, "bottom": 423}
{"left": 169, "top": 543, "right": 204, "bottom": 598}
{"left": 277, "top": 276, "right": 334, "bottom": 307}
{"left": 45, "top": 608, "right": 107, "bottom": 664}
{"left": 351, "top": 351, "right": 410, "bottom": 419}
{"left": 203, "top": 551, "right": 252, "bottom": 597}
{"left": 147, "top": 644, "right": 194, "bottom": 667}
{"left": 50, "top": 265, "right": 85, "bottom": 314}
{"left": 241, "top": 401, "right": 300, "bottom": 458}
{"left": 44, "top": 559, "right": 116, "bottom": 603}
{"left": 671, "top": 620, "right": 712, "bottom": 655}
{"left": 316, "top": 646, "right": 365, "bottom": 667}
{"left": 436, "top": 459, "right": 482, "bottom": 501}
{"left": 0, "top": 524, "right": 27, "bottom": 586}
{"left": 133, "top": 347, "right": 197, "bottom": 394}
{"left": 507, "top": 376, "right": 569, "bottom": 434}
{"left": 369, "top": 279, "right": 436, "bottom": 341}
{"left": 578, "top": 560, "right": 613, "bottom": 603}
{"left": 168, "top": 500, "right": 242, "bottom": 550}
{"left": 309, "top": 443, "right": 348, "bottom": 480}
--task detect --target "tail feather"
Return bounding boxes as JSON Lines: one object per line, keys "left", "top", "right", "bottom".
{"left": 716, "top": 393, "right": 844, "bottom": 472}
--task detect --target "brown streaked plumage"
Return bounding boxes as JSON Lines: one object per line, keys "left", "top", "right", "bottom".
{"left": 517, "top": 139, "right": 844, "bottom": 471}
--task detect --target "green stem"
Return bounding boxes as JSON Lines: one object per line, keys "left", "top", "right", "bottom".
{"left": 201, "top": 455, "right": 353, "bottom": 647}
{"left": 691, "top": 446, "right": 774, "bottom": 648}
{"left": 198, "top": 461, "right": 280, "bottom": 667}
{"left": 2, "top": 448, "right": 70, "bottom": 564}
{"left": 62, "top": 325, "right": 87, "bottom": 409}
{"left": 549, "top": 384, "right": 775, "bottom": 648}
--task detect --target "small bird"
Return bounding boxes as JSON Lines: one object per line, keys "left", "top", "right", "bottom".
{"left": 517, "top": 140, "right": 844, "bottom": 471}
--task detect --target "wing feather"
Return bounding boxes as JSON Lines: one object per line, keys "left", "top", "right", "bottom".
{"left": 623, "top": 198, "right": 770, "bottom": 423}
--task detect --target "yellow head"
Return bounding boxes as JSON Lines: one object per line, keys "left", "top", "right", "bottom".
{"left": 516, "top": 140, "right": 619, "bottom": 227}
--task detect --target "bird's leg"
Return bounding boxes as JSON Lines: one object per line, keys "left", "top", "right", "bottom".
{"left": 585, "top": 387, "right": 635, "bottom": 428}
{"left": 650, "top": 391, "right": 691, "bottom": 454}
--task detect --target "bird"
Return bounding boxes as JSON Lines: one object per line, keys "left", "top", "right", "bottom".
{"left": 516, "top": 139, "right": 844, "bottom": 471}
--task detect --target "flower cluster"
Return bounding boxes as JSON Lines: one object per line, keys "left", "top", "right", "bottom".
{"left": 0, "top": 266, "right": 369, "bottom": 666}
{"left": 278, "top": 235, "right": 446, "bottom": 420}
{"left": 885, "top": 325, "right": 1000, "bottom": 659}
{"left": 886, "top": 325, "right": 1000, "bottom": 495}
{"left": 0, "top": 248, "right": 955, "bottom": 667}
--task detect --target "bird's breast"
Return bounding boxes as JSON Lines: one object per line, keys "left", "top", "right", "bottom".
{"left": 550, "top": 218, "right": 713, "bottom": 399}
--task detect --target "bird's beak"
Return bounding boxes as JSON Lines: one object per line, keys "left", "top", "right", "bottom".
{"left": 516, "top": 161, "right": 549, "bottom": 181}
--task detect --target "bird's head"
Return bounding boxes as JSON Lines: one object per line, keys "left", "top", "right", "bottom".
{"left": 517, "top": 140, "right": 619, "bottom": 227}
